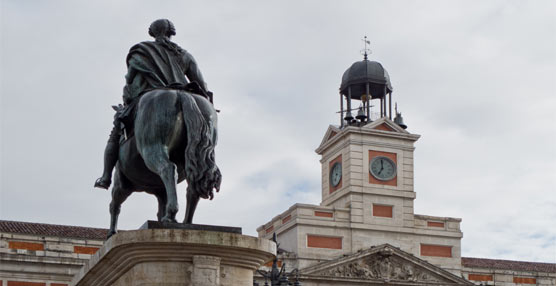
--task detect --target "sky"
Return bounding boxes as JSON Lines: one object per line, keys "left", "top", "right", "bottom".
{"left": 1, "top": 0, "right": 555, "bottom": 263}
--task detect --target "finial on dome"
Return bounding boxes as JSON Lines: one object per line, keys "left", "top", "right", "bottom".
{"left": 361, "top": 36, "right": 371, "bottom": 60}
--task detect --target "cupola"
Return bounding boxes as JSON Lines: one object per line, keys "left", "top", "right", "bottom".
{"left": 338, "top": 38, "right": 396, "bottom": 128}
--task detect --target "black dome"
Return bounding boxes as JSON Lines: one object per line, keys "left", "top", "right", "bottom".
{"left": 340, "top": 60, "right": 393, "bottom": 100}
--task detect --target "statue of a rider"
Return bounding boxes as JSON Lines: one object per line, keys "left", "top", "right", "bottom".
{"left": 94, "top": 19, "right": 211, "bottom": 189}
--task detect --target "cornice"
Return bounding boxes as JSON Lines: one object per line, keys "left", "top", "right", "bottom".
{"left": 316, "top": 125, "right": 420, "bottom": 155}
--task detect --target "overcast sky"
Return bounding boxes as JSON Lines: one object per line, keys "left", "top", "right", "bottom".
{"left": 1, "top": 0, "right": 555, "bottom": 263}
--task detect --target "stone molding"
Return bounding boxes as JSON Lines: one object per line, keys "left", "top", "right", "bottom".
{"left": 319, "top": 139, "right": 416, "bottom": 164}
{"left": 71, "top": 229, "right": 275, "bottom": 286}
{"left": 316, "top": 118, "right": 420, "bottom": 156}
{"left": 321, "top": 185, "right": 416, "bottom": 207}
{"left": 317, "top": 125, "right": 342, "bottom": 153}
{"left": 258, "top": 203, "right": 462, "bottom": 240}
{"left": 414, "top": 214, "right": 462, "bottom": 223}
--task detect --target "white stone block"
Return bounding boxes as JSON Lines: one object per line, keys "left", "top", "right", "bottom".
{"left": 46, "top": 243, "right": 74, "bottom": 252}
{"left": 11, "top": 234, "right": 43, "bottom": 241}
{"left": 192, "top": 255, "right": 221, "bottom": 286}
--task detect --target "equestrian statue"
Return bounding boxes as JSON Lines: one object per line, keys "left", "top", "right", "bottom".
{"left": 94, "top": 19, "right": 221, "bottom": 237}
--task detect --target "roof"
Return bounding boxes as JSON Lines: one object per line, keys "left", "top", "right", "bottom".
{"left": 462, "top": 257, "right": 556, "bottom": 273}
{"left": 339, "top": 59, "right": 393, "bottom": 100}
{"left": 0, "top": 220, "right": 108, "bottom": 240}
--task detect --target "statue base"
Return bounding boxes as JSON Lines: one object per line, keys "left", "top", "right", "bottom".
{"left": 71, "top": 223, "right": 275, "bottom": 286}
{"left": 139, "top": 220, "right": 242, "bottom": 234}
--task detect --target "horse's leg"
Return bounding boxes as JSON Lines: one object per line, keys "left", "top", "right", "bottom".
{"left": 142, "top": 147, "right": 179, "bottom": 223}
{"left": 155, "top": 190, "right": 168, "bottom": 222}
{"left": 135, "top": 91, "right": 181, "bottom": 223}
{"left": 108, "top": 167, "right": 132, "bottom": 238}
{"left": 183, "top": 188, "right": 200, "bottom": 224}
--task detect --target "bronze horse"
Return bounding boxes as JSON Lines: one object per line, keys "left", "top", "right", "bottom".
{"left": 107, "top": 88, "right": 221, "bottom": 237}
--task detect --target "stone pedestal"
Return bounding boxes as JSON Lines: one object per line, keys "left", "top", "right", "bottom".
{"left": 71, "top": 224, "right": 275, "bottom": 286}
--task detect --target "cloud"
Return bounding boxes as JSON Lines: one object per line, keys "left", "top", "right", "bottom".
{"left": 1, "top": 0, "right": 555, "bottom": 263}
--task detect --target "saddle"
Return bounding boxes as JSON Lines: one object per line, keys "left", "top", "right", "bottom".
{"left": 114, "top": 82, "right": 213, "bottom": 143}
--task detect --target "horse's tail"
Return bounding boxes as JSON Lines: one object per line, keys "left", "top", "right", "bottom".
{"left": 179, "top": 92, "right": 221, "bottom": 200}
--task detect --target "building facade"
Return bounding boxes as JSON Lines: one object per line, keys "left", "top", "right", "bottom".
{"left": 0, "top": 220, "right": 105, "bottom": 286}
{"left": 1, "top": 219, "right": 554, "bottom": 286}
{"left": 255, "top": 119, "right": 556, "bottom": 285}
{"left": 255, "top": 55, "right": 556, "bottom": 286}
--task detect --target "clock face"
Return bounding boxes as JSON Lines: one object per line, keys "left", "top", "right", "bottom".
{"left": 369, "top": 156, "right": 397, "bottom": 181}
{"left": 330, "top": 162, "right": 342, "bottom": 187}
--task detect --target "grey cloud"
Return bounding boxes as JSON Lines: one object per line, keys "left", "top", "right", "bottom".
{"left": 1, "top": 0, "right": 555, "bottom": 263}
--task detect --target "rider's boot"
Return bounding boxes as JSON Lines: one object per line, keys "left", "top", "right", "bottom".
{"left": 94, "top": 127, "right": 121, "bottom": 189}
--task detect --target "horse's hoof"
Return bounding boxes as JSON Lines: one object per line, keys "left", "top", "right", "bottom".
{"left": 161, "top": 217, "right": 175, "bottom": 223}
{"left": 94, "top": 177, "right": 111, "bottom": 189}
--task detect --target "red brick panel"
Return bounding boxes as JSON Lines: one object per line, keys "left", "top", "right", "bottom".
{"left": 329, "top": 155, "right": 343, "bottom": 193}
{"left": 73, "top": 246, "right": 99, "bottom": 255}
{"left": 368, "top": 151, "right": 397, "bottom": 186}
{"left": 468, "top": 274, "right": 493, "bottom": 281}
{"left": 7, "top": 282, "right": 46, "bottom": 286}
{"left": 513, "top": 277, "right": 536, "bottom": 284}
{"left": 8, "top": 241, "right": 44, "bottom": 251}
{"left": 307, "top": 235, "right": 342, "bottom": 249}
{"left": 265, "top": 226, "right": 274, "bottom": 234}
{"left": 427, "top": 221, "right": 445, "bottom": 228}
{"left": 420, "top": 244, "right": 452, "bottom": 258}
{"left": 374, "top": 123, "right": 395, "bottom": 131}
{"left": 314, "top": 211, "right": 333, "bottom": 218}
{"left": 281, "top": 215, "right": 291, "bottom": 224}
{"left": 372, "top": 204, "right": 393, "bottom": 218}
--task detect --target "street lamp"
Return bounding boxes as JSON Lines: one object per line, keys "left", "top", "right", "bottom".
{"left": 254, "top": 233, "right": 302, "bottom": 286}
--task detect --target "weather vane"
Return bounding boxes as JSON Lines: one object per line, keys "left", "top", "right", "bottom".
{"left": 361, "top": 35, "right": 371, "bottom": 60}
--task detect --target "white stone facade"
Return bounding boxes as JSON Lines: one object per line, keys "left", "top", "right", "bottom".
{"left": 0, "top": 224, "right": 104, "bottom": 286}
{"left": 258, "top": 119, "right": 463, "bottom": 272}
{"left": 461, "top": 259, "right": 556, "bottom": 285}
{"left": 256, "top": 118, "right": 556, "bottom": 285}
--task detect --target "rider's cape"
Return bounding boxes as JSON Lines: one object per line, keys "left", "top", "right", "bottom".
{"left": 123, "top": 40, "right": 189, "bottom": 103}
{"left": 117, "top": 41, "right": 210, "bottom": 138}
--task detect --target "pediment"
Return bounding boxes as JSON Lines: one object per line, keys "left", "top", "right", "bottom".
{"left": 364, "top": 117, "right": 409, "bottom": 134}
{"left": 316, "top": 125, "right": 342, "bottom": 153}
{"left": 301, "top": 244, "right": 472, "bottom": 285}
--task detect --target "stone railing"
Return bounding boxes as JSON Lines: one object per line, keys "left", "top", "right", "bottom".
{"left": 257, "top": 203, "right": 350, "bottom": 238}
{"left": 414, "top": 214, "right": 461, "bottom": 232}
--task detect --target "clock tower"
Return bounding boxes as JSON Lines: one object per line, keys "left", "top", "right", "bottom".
{"left": 316, "top": 56, "right": 420, "bottom": 231}
{"left": 257, "top": 49, "right": 463, "bottom": 276}
{"left": 316, "top": 117, "right": 419, "bottom": 228}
